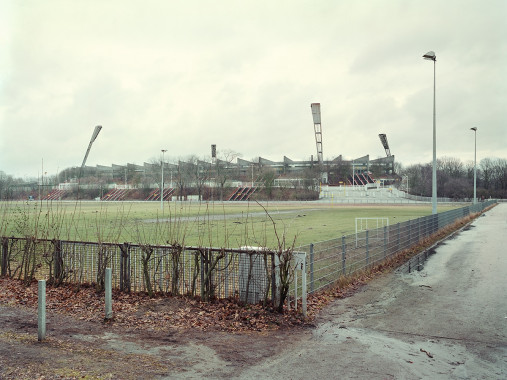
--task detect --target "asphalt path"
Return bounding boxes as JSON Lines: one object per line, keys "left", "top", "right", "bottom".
{"left": 142, "top": 208, "right": 322, "bottom": 223}
{"left": 237, "top": 203, "right": 507, "bottom": 379}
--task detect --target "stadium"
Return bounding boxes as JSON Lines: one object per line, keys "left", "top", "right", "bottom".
{"left": 30, "top": 104, "right": 412, "bottom": 203}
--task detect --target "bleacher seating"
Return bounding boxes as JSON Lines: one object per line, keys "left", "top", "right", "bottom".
{"left": 43, "top": 189, "right": 67, "bottom": 200}
{"left": 145, "top": 189, "right": 159, "bottom": 201}
{"left": 353, "top": 174, "right": 364, "bottom": 185}
{"left": 360, "top": 173, "right": 371, "bottom": 184}
{"left": 227, "top": 187, "right": 257, "bottom": 201}
{"left": 101, "top": 188, "right": 133, "bottom": 201}
{"left": 145, "top": 188, "right": 175, "bottom": 201}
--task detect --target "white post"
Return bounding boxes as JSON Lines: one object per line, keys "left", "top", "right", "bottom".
{"left": 294, "top": 270, "right": 298, "bottom": 310}
{"left": 431, "top": 57, "right": 437, "bottom": 215}
{"left": 38, "top": 280, "right": 46, "bottom": 341}
{"left": 352, "top": 161, "right": 355, "bottom": 186}
{"left": 105, "top": 267, "right": 112, "bottom": 319}
{"left": 471, "top": 127, "right": 477, "bottom": 204}
{"left": 293, "top": 252, "right": 307, "bottom": 317}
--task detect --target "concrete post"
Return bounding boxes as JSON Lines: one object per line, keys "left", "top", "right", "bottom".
{"left": 301, "top": 257, "right": 307, "bottom": 318}
{"left": 294, "top": 270, "right": 298, "bottom": 310}
{"left": 105, "top": 268, "right": 112, "bottom": 319}
{"left": 38, "top": 280, "right": 46, "bottom": 341}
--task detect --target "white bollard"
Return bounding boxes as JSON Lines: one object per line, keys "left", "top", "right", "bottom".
{"left": 38, "top": 280, "right": 46, "bottom": 341}
{"left": 293, "top": 252, "right": 307, "bottom": 317}
{"left": 105, "top": 268, "right": 112, "bottom": 319}
{"left": 294, "top": 270, "right": 298, "bottom": 310}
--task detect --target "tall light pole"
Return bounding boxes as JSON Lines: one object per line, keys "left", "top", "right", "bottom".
{"left": 161, "top": 149, "right": 167, "bottom": 211}
{"left": 352, "top": 160, "right": 355, "bottom": 186}
{"left": 423, "top": 51, "right": 437, "bottom": 214}
{"left": 471, "top": 127, "right": 477, "bottom": 204}
{"left": 78, "top": 125, "right": 102, "bottom": 200}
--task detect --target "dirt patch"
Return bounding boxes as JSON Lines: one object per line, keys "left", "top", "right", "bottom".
{"left": 0, "top": 278, "right": 311, "bottom": 379}
{"left": 0, "top": 301, "right": 306, "bottom": 379}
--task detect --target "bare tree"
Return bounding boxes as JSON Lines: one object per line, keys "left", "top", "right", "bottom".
{"left": 214, "top": 149, "right": 241, "bottom": 201}
{"left": 175, "top": 160, "right": 188, "bottom": 200}
{"left": 0, "top": 171, "right": 14, "bottom": 200}
{"left": 191, "top": 156, "right": 209, "bottom": 201}
{"left": 438, "top": 156, "right": 465, "bottom": 178}
{"left": 480, "top": 158, "right": 494, "bottom": 190}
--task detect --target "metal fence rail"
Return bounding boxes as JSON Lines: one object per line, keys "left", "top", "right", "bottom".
{"left": 298, "top": 200, "right": 496, "bottom": 295}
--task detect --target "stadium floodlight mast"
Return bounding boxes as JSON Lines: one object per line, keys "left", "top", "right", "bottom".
{"left": 352, "top": 159, "right": 356, "bottom": 186}
{"left": 161, "top": 149, "right": 167, "bottom": 211}
{"left": 471, "top": 127, "right": 477, "bottom": 204}
{"left": 423, "top": 51, "right": 437, "bottom": 214}
{"left": 78, "top": 125, "right": 102, "bottom": 200}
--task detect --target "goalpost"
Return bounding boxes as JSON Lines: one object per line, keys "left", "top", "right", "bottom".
{"left": 355, "top": 217, "right": 389, "bottom": 247}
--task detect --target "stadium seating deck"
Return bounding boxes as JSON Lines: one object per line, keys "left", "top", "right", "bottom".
{"left": 227, "top": 187, "right": 257, "bottom": 201}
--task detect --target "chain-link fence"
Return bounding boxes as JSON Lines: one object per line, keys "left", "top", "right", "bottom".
{"left": 296, "top": 200, "right": 497, "bottom": 294}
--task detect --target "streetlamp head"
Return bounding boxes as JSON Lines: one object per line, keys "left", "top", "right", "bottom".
{"left": 423, "top": 51, "right": 436, "bottom": 61}
{"left": 161, "top": 149, "right": 167, "bottom": 153}
{"left": 90, "top": 125, "right": 102, "bottom": 143}
{"left": 470, "top": 127, "right": 477, "bottom": 132}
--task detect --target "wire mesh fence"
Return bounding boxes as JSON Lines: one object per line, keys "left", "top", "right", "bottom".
{"left": 0, "top": 237, "right": 279, "bottom": 305}
{"left": 0, "top": 200, "right": 496, "bottom": 309}
{"left": 297, "top": 200, "right": 496, "bottom": 295}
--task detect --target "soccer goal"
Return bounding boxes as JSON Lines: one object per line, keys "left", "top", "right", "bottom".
{"left": 355, "top": 217, "right": 389, "bottom": 248}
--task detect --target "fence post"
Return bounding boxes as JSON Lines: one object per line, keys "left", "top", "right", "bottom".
{"left": 383, "top": 225, "right": 387, "bottom": 259}
{"left": 224, "top": 252, "right": 229, "bottom": 298}
{"left": 301, "top": 255, "right": 307, "bottom": 318}
{"left": 1, "top": 237, "right": 8, "bottom": 277}
{"left": 397, "top": 223, "right": 400, "bottom": 253}
{"left": 408, "top": 219, "right": 412, "bottom": 246}
{"left": 120, "top": 244, "right": 124, "bottom": 291}
{"left": 309, "top": 243, "right": 314, "bottom": 293}
{"left": 417, "top": 218, "right": 421, "bottom": 243}
{"left": 341, "top": 236, "right": 346, "bottom": 275}
{"left": 294, "top": 269, "right": 298, "bottom": 310}
{"left": 200, "top": 250, "right": 205, "bottom": 299}
{"left": 366, "top": 230, "right": 369, "bottom": 265}
{"left": 38, "top": 280, "right": 46, "bottom": 341}
{"left": 157, "top": 249, "right": 163, "bottom": 293}
{"left": 127, "top": 243, "right": 131, "bottom": 292}
{"left": 53, "top": 240, "right": 62, "bottom": 284}
{"left": 105, "top": 267, "right": 112, "bottom": 320}
{"left": 271, "top": 252, "right": 279, "bottom": 309}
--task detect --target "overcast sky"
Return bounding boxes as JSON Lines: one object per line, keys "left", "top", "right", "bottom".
{"left": 1, "top": 0, "right": 506, "bottom": 179}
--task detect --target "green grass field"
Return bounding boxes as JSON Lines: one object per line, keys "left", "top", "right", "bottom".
{"left": 0, "top": 200, "right": 460, "bottom": 249}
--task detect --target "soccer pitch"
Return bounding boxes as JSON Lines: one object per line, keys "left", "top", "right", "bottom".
{"left": 0, "top": 201, "right": 460, "bottom": 249}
